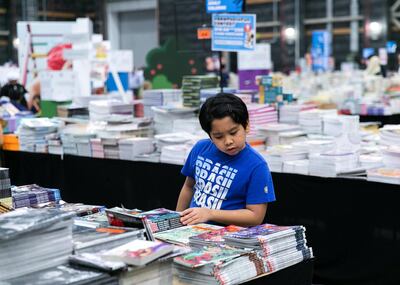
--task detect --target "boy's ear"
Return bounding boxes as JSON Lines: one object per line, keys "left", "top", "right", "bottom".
{"left": 245, "top": 122, "right": 250, "bottom": 133}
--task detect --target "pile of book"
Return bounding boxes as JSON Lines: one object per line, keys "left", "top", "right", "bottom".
{"left": 199, "top": 88, "right": 236, "bottom": 105}
{"left": 16, "top": 117, "right": 61, "bottom": 152}
{"left": 381, "top": 146, "right": 400, "bottom": 168}
{"left": 282, "top": 159, "right": 310, "bottom": 175}
{"left": 89, "top": 100, "right": 134, "bottom": 121}
{"left": 308, "top": 151, "right": 359, "bottom": 177}
{"left": 174, "top": 223, "right": 313, "bottom": 285}
{"left": 11, "top": 184, "right": 61, "bottom": 208}
{"left": 298, "top": 109, "right": 337, "bottom": 134}
{"left": 90, "top": 138, "right": 105, "bottom": 158}
{"left": 152, "top": 105, "right": 197, "bottom": 134}
{"left": 247, "top": 104, "right": 278, "bottom": 136}
{"left": 0, "top": 168, "right": 12, "bottom": 211}
{"left": 379, "top": 124, "right": 400, "bottom": 146}
{"left": 278, "top": 102, "right": 317, "bottom": 124}
{"left": 367, "top": 168, "right": 400, "bottom": 185}
{"left": 160, "top": 144, "right": 193, "bottom": 165}
{"left": 0, "top": 208, "right": 75, "bottom": 281}
{"left": 261, "top": 145, "right": 308, "bottom": 172}
{"left": 143, "top": 89, "right": 183, "bottom": 117}
{"left": 118, "top": 137, "right": 155, "bottom": 161}
{"left": 182, "top": 75, "right": 219, "bottom": 107}
{"left": 57, "top": 105, "right": 89, "bottom": 118}
{"left": 256, "top": 123, "right": 303, "bottom": 146}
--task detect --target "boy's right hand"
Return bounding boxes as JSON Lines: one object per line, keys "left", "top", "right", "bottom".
{"left": 180, "top": 207, "right": 212, "bottom": 225}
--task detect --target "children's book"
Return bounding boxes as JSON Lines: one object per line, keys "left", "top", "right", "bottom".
{"left": 102, "top": 239, "right": 174, "bottom": 266}
{"left": 153, "top": 223, "right": 222, "bottom": 246}
{"left": 105, "top": 207, "right": 143, "bottom": 228}
{"left": 189, "top": 225, "right": 244, "bottom": 248}
{"left": 173, "top": 246, "right": 248, "bottom": 268}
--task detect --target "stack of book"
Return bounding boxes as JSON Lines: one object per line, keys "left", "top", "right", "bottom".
{"left": 143, "top": 89, "right": 183, "bottom": 117}
{"left": 89, "top": 100, "right": 134, "bottom": 121}
{"left": 359, "top": 154, "right": 384, "bottom": 169}
{"left": 100, "top": 137, "right": 120, "bottom": 160}
{"left": 182, "top": 75, "right": 219, "bottom": 107}
{"left": 189, "top": 225, "right": 244, "bottom": 248}
{"left": 47, "top": 133, "right": 63, "bottom": 155}
{"left": 298, "top": 109, "right": 337, "bottom": 134}
{"left": 0, "top": 168, "right": 12, "bottom": 211}
{"left": 260, "top": 145, "right": 308, "bottom": 172}
{"left": 367, "top": 168, "right": 400, "bottom": 185}
{"left": 282, "top": 159, "right": 310, "bottom": 175}
{"left": 247, "top": 104, "right": 278, "bottom": 136}
{"left": 278, "top": 102, "right": 317, "bottom": 124}
{"left": 309, "top": 152, "right": 359, "bottom": 177}
{"left": 379, "top": 124, "right": 400, "bottom": 146}
{"left": 16, "top": 118, "right": 60, "bottom": 152}
{"left": 90, "top": 138, "right": 105, "bottom": 158}
{"left": 3, "top": 264, "right": 119, "bottom": 285}
{"left": 0, "top": 208, "right": 75, "bottom": 280}
{"left": 381, "top": 146, "right": 400, "bottom": 168}
{"left": 57, "top": 105, "right": 89, "bottom": 118}
{"left": 160, "top": 144, "right": 193, "bottom": 165}
{"left": 256, "top": 123, "right": 302, "bottom": 146}
{"left": 73, "top": 226, "right": 145, "bottom": 254}
{"left": 292, "top": 139, "right": 335, "bottom": 154}
{"left": 11, "top": 184, "right": 61, "bottom": 208}
{"left": 172, "top": 118, "right": 204, "bottom": 135}
{"left": 152, "top": 105, "right": 197, "bottom": 134}
{"left": 175, "top": 223, "right": 313, "bottom": 285}
{"left": 154, "top": 132, "right": 196, "bottom": 152}
{"left": 154, "top": 223, "right": 223, "bottom": 246}
{"left": 199, "top": 88, "right": 236, "bottom": 105}
{"left": 118, "top": 137, "right": 155, "bottom": 161}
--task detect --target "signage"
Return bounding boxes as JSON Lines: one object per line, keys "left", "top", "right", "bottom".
{"left": 206, "top": 0, "right": 243, "bottom": 13}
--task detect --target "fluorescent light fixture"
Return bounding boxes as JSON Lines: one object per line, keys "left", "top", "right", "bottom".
{"left": 284, "top": 27, "right": 296, "bottom": 44}
{"left": 369, "top": 21, "right": 382, "bottom": 40}
{"left": 12, "top": 38, "right": 19, "bottom": 49}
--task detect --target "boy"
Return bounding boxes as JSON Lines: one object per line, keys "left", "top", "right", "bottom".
{"left": 176, "top": 93, "right": 275, "bottom": 227}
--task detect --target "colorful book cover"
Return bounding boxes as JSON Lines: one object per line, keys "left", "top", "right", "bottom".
{"left": 190, "top": 225, "right": 244, "bottom": 245}
{"left": 173, "top": 246, "right": 247, "bottom": 268}
{"left": 102, "top": 239, "right": 174, "bottom": 266}
{"left": 105, "top": 207, "right": 143, "bottom": 228}
{"left": 153, "top": 223, "right": 222, "bottom": 245}
{"left": 226, "top": 224, "right": 304, "bottom": 240}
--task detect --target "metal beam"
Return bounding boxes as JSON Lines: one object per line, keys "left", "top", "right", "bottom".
{"left": 304, "top": 15, "right": 364, "bottom": 25}
{"left": 326, "top": 0, "right": 333, "bottom": 35}
{"left": 257, "top": 21, "right": 280, "bottom": 28}
{"left": 350, "top": 0, "right": 359, "bottom": 52}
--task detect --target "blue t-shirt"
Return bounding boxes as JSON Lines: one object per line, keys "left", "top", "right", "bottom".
{"left": 181, "top": 139, "right": 275, "bottom": 210}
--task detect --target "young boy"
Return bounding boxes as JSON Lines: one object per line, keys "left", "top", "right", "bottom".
{"left": 176, "top": 93, "right": 275, "bottom": 227}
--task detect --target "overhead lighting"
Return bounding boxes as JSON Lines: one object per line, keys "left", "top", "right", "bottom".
{"left": 368, "top": 21, "right": 382, "bottom": 40}
{"left": 284, "top": 27, "right": 296, "bottom": 44}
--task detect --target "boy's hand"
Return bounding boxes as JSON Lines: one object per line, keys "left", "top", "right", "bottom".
{"left": 180, "top": 208, "right": 212, "bottom": 225}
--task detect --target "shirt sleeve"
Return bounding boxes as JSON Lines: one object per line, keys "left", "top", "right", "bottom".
{"left": 246, "top": 162, "right": 276, "bottom": 205}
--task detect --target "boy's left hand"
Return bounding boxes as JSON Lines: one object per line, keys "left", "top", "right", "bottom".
{"left": 180, "top": 208, "right": 212, "bottom": 225}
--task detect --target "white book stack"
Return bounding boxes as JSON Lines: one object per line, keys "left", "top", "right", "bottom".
{"left": 256, "top": 123, "right": 302, "bottom": 146}
{"left": 292, "top": 139, "right": 335, "bottom": 155}
{"left": 247, "top": 104, "right": 278, "bottom": 136}
{"left": 89, "top": 100, "right": 134, "bottom": 121}
{"left": 278, "top": 102, "right": 318, "bottom": 124}
{"left": 299, "top": 109, "right": 337, "bottom": 134}
{"left": 118, "top": 137, "right": 155, "bottom": 161}
{"left": 381, "top": 146, "right": 400, "bottom": 168}
{"left": 309, "top": 152, "right": 359, "bottom": 177}
{"left": 367, "top": 168, "right": 400, "bottom": 185}
{"left": 16, "top": 118, "right": 60, "bottom": 153}
{"left": 379, "top": 125, "right": 400, "bottom": 146}
{"left": 61, "top": 125, "right": 96, "bottom": 157}
{"left": 48, "top": 139, "right": 63, "bottom": 155}
{"left": 322, "top": 115, "right": 342, "bottom": 136}
{"left": 152, "top": 106, "right": 197, "bottom": 134}
{"left": 160, "top": 144, "right": 194, "bottom": 165}
{"left": 199, "top": 88, "right": 236, "bottom": 105}
{"left": 359, "top": 154, "right": 384, "bottom": 169}
{"left": 100, "top": 137, "right": 120, "bottom": 160}
{"left": 143, "top": 89, "right": 183, "bottom": 117}
{"left": 283, "top": 159, "right": 310, "bottom": 175}
{"left": 154, "top": 132, "right": 198, "bottom": 152}
{"left": 260, "top": 145, "right": 308, "bottom": 173}
{"left": 172, "top": 118, "right": 205, "bottom": 136}
{"left": 90, "top": 138, "right": 104, "bottom": 158}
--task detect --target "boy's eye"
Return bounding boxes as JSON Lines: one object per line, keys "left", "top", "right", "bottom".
{"left": 230, "top": 131, "right": 237, "bottom": 135}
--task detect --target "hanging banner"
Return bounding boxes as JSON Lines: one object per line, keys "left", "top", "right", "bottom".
{"left": 212, "top": 13, "right": 256, "bottom": 52}
{"left": 206, "top": 0, "right": 243, "bottom": 13}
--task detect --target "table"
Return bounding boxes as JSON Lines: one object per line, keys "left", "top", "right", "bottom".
{"left": 3, "top": 150, "right": 400, "bottom": 285}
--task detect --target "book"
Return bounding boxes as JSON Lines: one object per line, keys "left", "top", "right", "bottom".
{"left": 189, "top": 225, "right": 244, "bottom": 248}
{"left": 105, "top": 207, "right": 143, "bottom": 228}
{"left": 153, "top": 223, "right": 222, "bottom": 246}
{"left": 102, "top": 239, "right": 174, "bottom": 266}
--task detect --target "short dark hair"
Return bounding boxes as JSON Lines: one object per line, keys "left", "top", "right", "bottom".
{"left": 199, "top": 92, "right": 249, "bottom": 135}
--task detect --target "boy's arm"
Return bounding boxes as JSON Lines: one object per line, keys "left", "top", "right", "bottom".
{"left": 176, "top": 177, "right": 195, "bottom": 212}
{"left": 180, "top": 203, "right": 267, "bottom": 227}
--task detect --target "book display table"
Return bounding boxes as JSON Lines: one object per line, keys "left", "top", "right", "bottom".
{"left": 3, "top": 150, "right": 400, "bottom": 285}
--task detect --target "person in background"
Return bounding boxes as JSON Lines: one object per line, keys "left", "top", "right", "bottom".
{"left": 129, "top": 67, "right": 145, "bottom": 99}
{"left": 365, "top": 55, "right": 382, "bottom": 76}
{"left": 176, "top": 93, "right": 276, "bottom": 226}
{"left": 0, "top": 72, "right": 29, "bottom": 110}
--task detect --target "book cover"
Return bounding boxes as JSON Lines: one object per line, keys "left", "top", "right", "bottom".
{"left": 105, "top": 207, "right": 143, "bottom": 228}
{"left": 102, "top": 239, "right": 174, "bottom": 266}
{"left": 189, "top": 225, "right": 244, "bottom": 247}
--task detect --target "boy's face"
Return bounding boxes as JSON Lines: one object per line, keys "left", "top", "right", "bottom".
{"left": 209, "top": 116, "right": 248, "bottom": 156}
